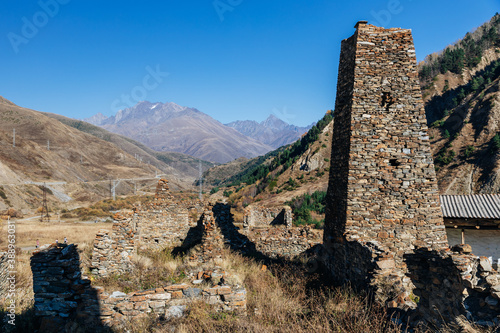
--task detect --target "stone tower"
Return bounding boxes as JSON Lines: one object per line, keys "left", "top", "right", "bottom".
{"left": 324, "top": 21, "right": 448, "bottom": 304}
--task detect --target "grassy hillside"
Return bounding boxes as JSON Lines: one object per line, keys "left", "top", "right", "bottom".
{"left": 0, "top": 96, "right": 173, "bottom": 213}
{"left": 207, "top": 112, "right": 333, "bottom": 225}
{"left": 45, "top": 113, "right": 214, "bottom": 184}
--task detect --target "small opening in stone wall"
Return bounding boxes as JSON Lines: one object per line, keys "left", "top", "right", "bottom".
{"left": 389, "top": 159, "right": 400, "bottom": 167}
{"left": 381, "top": 92, "right": 396, "bottom": 111}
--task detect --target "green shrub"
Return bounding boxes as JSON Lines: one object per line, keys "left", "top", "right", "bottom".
{"left": 465, "top": 145, "right": 475, "bottom": 158}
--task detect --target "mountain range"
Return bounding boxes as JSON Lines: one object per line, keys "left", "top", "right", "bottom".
{"left": 0, "top": 96, "right": 212, "bottom": 213}
{"left": 85, "top": 102, "right": 312, "bottom": 163}
{"left": 225, "top": 115, "right": 313, "bottom": 149}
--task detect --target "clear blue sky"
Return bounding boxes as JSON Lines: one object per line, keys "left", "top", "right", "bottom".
{"left": 1, "top": 0, "right": 498, "bottom": 126}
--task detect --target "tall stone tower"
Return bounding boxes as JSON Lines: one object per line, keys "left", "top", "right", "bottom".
{"left": 324, "top": 21, "right": 448, "bottom": 304}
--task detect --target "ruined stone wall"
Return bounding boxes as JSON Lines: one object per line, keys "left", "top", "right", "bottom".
{"left": 31, "top": 244, "right": 246, "bottom": 330}
{"left": 407, "top": 247, "right": 500, "bottom": 327}
{"left": 248, "top": 227, "right": 322, "bottom": 259}
{"left": 136, "top": 205, "right": 190, "bottom": 249}
{"left": 243, "top": 206, "right": 292, "bottom": 229}
{"left": 31, "top": 244, "right": 99, "bottom": 327}
{"left": 0, "top": 252, "right": 8, "bottom": 299}
{"left": 187, "top": 207, "right": 225, "bottom": 263}
{"left": 91, "top": 216, "right": 135, "bottom": 277}
{"left": 98, "top": 282, "right": 246, "bottom": 327}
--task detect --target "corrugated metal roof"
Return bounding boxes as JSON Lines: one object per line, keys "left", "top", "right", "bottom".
{"left": 440, "top": 195, "right": 500, "bottom": 219}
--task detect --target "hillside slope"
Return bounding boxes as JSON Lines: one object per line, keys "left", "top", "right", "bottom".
{"left": 419, "top": 13, "right": 500, "bottom": 194}
{"left": 0, "top": 96, "right": 180, "bottom": 213}
{"left": 86, "top": 101, "right": 274, "bottom": 163}
{"left": 45, "top": 112, "right": 214, "bottom": 182}
{"left": 207, "top": 112, "right": 333, "bottom": 210}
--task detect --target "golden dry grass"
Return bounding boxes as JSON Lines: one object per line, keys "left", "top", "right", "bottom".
{"left": 0, "top": 217, "right": 109, "bottom": 248}
{"left": 0, "top": 217, "right": 109, "bottom": 319}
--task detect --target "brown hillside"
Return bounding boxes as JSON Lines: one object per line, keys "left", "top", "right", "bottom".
{"left": 0, "top": 96, "right": 177, "bottom": 213}
{"left": 421, "top": 50, "right": 500, "bottom": 194}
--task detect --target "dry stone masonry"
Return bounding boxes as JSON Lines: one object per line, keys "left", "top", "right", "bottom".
{"left": 0, "top": 252, "right": 9, "bottom": 300}
{"left": 98, "top": 280, "right": 246, "bottom": 328}
{"left": 187, "top": 207, "right": 225, "bottom": 263}
{"left": 31, "top": 244, "right": 100, "bottom": 330}
{"left": 91, "top": 213, "right": 135, "bottom": 277}
{"left": 324, "top": 21, "right": 500, "bottom": 328}
{"left": 243, "top": 205, "right": 292, "bottom": 229}
{"left": 31, "top": 243, "right": 246, "bottom": 330}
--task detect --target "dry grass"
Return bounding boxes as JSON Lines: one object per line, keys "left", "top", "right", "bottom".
{"left": 92, "top": 248, "right": 188, "bottom": 293}
{"left": 115, "top": 250, "right": 404, "bottom": 333}
{"left": 0, "top": 217, "right": 109, "bottom": 248}
{"left": 0, "top": 217, "right": 109, "bottom": 321}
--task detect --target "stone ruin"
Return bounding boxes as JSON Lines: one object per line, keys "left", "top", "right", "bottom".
{"left": 31, "top": 244, "right": 100, "bottom": 331}
{"left": 91, "top": 213, "right": 135, "bottom": 277}
{"left": 31, "top": 243, "right": 246, "bottom": 331}
{"left": 324, "top": 21, "right": 500, "bottom": 328}
{"left": 30, "top": 179, "right": 320, "bottom": 330}
{"left": 243, "top": 205, "right": 292, "bottom": 229}
{"left": 0, "top": 252, "right": 9, "bottom": 300}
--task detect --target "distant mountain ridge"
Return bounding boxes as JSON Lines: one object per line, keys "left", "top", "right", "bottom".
{"left": 85, "top": 101, "right": 274, "bottom": 164}
{"left": 225, "top": 115, "right": 314, "bottom": 149}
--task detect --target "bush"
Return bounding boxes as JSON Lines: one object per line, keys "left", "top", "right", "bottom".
{"left": 493, "top": 134, "right": 500, "bottom": 152}
{"left": 285, "top": 191, "right": 327, "bottom": 228}
{"left": 465, "top": 145, "right": 475, "bottom": 158}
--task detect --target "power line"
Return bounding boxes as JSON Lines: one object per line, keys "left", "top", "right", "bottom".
{"left": 199, "top": 160, "right": 203, "bottom": 201}
{"left": 40, "top": 183, "right": 50, "bottom": 223}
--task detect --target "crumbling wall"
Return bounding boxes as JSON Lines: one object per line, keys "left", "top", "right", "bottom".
{"left": 31, "top": 244, "right": 100, "bottom": 329}
{"left": 31, "top": 243, "right": 246, "bottom": 331}
{"left": 406, "top": 247, "right": 500, "bottom": 327}
{"left": 187, "top": 207, "right": 225, "bottom": 263}
{"left": 0, "top": 252, "right": 9, "bottom": 299}
{"left": 99, "top": 281, "right": 246, "bottom": 327}
{"left": 243, "top": 206, "right": 292, "bottom": 229}
{"left": 90, "top": 215, "right": 135, "bottom": 277}
{"left": 248, "top": 226, "right": 322, "bottom": 259}
{"left": 136, "top": 205, "right": 190, "bottom": 249}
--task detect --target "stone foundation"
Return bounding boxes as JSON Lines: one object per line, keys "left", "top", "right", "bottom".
{"left": 31, "top": 244, "right": 246, "bottom": 330}
{"left": 98, "top": 280, "right": 246, "bottom": 328}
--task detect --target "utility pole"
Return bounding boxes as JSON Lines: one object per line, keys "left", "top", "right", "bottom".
{"left": 40, "top": 183, "right": 50, "bottom": 223}
{"left": 12, "top": 128, "right": 15, "bottom": 148}
{"left": 199, "top": 161, "right": 203, "bottom": 201}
